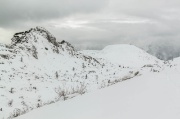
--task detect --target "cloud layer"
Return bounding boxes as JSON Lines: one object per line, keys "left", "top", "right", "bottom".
{"left": 1, "top": 0, "right": 180, "bottom": 60}
{"left": 0, "top": 0, "right": 108, "bottom": 27}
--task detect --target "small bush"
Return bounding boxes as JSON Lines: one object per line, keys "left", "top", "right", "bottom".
{"left": 10, "top": 108, "right": 21, "bottom": 118}
{"left": 55, "top": 87, "right": 68, "bottom": 100}
{"left": 8, "top": 100, "right": 13, "bottom": 107}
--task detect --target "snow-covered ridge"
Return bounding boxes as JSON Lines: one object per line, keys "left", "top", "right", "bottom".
{"left": 1, "top": 26, "right": 172, "bottom": 119}
{"left": 1, "top": 27, "right": 145, "bottom": 119}
{"left": 81, "top": 44, "right": 163, "bottom": 68}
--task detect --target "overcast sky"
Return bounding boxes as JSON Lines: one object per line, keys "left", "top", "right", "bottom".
{"left": 1, "top": 0, "right": 180, "bottom": 51}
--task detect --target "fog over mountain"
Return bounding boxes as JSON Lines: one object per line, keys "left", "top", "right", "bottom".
{"left": 1, "top": 0, "right": 180, "bottom": 60}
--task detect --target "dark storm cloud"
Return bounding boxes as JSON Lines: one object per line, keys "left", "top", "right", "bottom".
{"left": 0, "top": 0, "right": 108, "bottom": 27}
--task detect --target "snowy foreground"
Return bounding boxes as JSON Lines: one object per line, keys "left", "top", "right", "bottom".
{"left": 17, "top": 68, "right": 180, "bottom": 119}
{"left": 0, "top": 27, "right": 180, "bottom": 119}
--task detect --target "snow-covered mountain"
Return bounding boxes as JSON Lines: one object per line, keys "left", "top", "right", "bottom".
{"left": 2, "top": 27, "right": 177, "bottom": 119}
{"left": 15, "top": 43, "right": 180, "bottom": 119}
{"left": 0, "top": 27, "right": 143, "bottom": 119}
{"left": 81, "top": 44, "right": 163, "bottom": 68}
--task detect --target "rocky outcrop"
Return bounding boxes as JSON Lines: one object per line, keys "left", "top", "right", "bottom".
{"left": 11, "top": 27, "right": 58, "bottom": 46}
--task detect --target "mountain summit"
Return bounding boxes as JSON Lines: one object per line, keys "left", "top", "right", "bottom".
{"left": 11, "top": 27, "right": 57, "bottom": 46}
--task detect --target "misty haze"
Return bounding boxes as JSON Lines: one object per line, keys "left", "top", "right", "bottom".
{"left": 0, "top": 0, "right": 180, "bottom": 119}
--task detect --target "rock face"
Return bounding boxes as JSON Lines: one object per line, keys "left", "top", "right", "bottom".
{"left": 0, "top": 27, "right": 139, "bottom": 119}
{"left": 12, "top": 27, "right": 57, "bottom": 46}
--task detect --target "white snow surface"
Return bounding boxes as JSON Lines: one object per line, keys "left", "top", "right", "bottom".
{"left": 0, "top": 27, "right": 141, "bottom": 119}
{"left": 17, "top": 68, "right": 180, "bottom": 119}
{"left": 81, "top": 44, "right": 163, "bottom": 68}
{"left": 1, "top": 27, "right": 179, "bottom": 119}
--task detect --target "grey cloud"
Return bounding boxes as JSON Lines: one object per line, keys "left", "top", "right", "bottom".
{"left": 108, "top": 0, "right": 180, "bottom": 20}
{"left": 0, "top": 0, "right": 108, "bottom": 27}
{"left": 1, "top": 0, "right": 180, "bottom": 60}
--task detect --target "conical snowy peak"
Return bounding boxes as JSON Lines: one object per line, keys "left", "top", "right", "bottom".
{"left": 9, "top": 27, "right": 65, "bottom": 60}
{"left": 10, "top": 27, "right": 79, "bottom": 58}
{"left": 11, "top": 27, "right": 58, "bottom": 46}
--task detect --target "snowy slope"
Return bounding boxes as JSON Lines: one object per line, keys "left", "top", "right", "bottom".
{"left": 16, "top": 68, "right": 180, "bottom": 119}
{"left": 171, "top": 57, "right": 180, "bottom": 67}
{"left": 0, "top": 27, "right": 140, "bottom": 119}
{"left": 0, "top": 27, "right": 170, "bottom": 119}
{"left": 81, "top": 44, "right": 163, "bottom": 68}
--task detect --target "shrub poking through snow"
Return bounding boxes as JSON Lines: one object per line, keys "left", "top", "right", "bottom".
{"left": 55, "top": 87, "right": 68, "bottom": 101}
